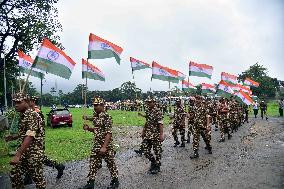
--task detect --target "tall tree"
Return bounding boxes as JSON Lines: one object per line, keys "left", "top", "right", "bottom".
{"left": 238, "top": 63, "right": 279, "bottom": 98}
{"left": 0, "top": 0, "right": 62, "bottom": 105}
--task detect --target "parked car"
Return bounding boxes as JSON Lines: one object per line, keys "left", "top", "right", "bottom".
{"left": 75, "top": 104, "right": 82, "bottom": 108}
{"left": 47, "top": 108, "right": 72, "bottom": 128}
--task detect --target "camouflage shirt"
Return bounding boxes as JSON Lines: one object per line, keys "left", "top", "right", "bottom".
{"left": 144, "top": 106, "right": 163, "bottom": 140}
{"left": 188, "top": 103, "right": 195, "bottom": 123}
{"left": 193, "top": 101, "right": 209, "bottom": 127}
{"left": 173, "top": 105, "right": 185, "bottom": 126}
{"left": 92, "top": 111, "right": 114, "bottom": 150}
{"left": 18, "top": 108, "right": 45, "bottom": 160}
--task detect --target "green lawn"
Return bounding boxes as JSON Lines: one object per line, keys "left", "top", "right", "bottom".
{"left": 0, "top": 107, "right": 170, "bottom": 173}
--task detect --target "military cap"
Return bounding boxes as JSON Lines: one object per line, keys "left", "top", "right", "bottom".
{"left": 176, "top": 98, "right": 182, "bottom": 102}
{"left": 29, "top": 95, "right": 39, "bottom": 101}
{"left": 92, "top": 96, "right": 105, "bottom": 105}
{"left": 145, "top": 96, "right": 156, "bottom": 102}
{"left": 12, "top": 92, "right": 28, "bottom": 102}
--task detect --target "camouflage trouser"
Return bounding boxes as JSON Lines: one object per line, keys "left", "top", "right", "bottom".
{"left": 212, "top": 116, "right": 218, "bottom": 129}
{"left": 187, "top": 121, "right": 194, "bottom": 139}
{"left": 192, "top": 124, "right": 211, "bottom": 151}
{"left": 172, "top": 124, "right": 185, "bottom": 142}
{"left": 220, "top": 118, "right": 230, "bottom": 140}
{"left": 88, "top": 147, "right": 118, "bottom": 181}
{"left": 230, "top": 113, "right": 239, "bottom": 132}
{"left": 43, "top": 155, "right": 59, "bottom": 168}
{"left": 142, "top": 139, "right": 162, "bottom": 165}
{"left": 10, "top": 158, "right": 46, "bottom": 189}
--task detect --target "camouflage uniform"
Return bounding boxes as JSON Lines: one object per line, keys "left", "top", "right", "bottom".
{"left": 10, "top": 93, "right": 46, "bottom": 189}
{"left": 88, "top": 111, "right": 118, "bottom": 181}
{"left": 187, "top": 101, "right": 195, "bottom": 143}
{"left": 229, "top": 100, "right": 239, "bottom": 133}
{"left": 210, "top": 100, "right": 219, "bottom": 131}
{"left": 218, "top": 99, "right": 231, "bottom": 141}
{"left": 190, "top": 98, "right": 212, "bottom": 158}
{"left": 142, "top": 101, "right": 163, "bottom": 169}
{"left": 172, "top": 101, "right": 186, "bottom": 146}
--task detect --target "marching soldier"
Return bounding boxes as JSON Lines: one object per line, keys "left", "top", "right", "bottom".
{"left": 138, "top": 96, "right": 164, "bottom": 174}
{"left": 6, "top": 92, "right": 46, "bottom": 189}
{"left": 81, "top": 96, "right": 119, "bottom": 189}
{"left": 190, "top": 96, "right": 212, "bottom": 159}
{"left": 218, "top": 98, "right": 232, "bottom": 142}
{"left": 187, "top": 97, "right": 195, "bottom": 143}
{"left": 29, "top": 96, "right": 65, "bottom": 179}
{"left": 171, "top": 98, "right": 186, "bottom": 147}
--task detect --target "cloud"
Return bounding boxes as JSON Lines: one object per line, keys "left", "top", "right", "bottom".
{"left": 30, "top": 0, "right": 284, "bottom": 93}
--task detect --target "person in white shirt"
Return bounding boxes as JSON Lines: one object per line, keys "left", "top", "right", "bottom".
{"left": 253, "top": 100, "right": 259, "bottom": 118}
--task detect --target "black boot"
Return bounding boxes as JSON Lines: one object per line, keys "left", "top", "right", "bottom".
{"left": 150, "top": 163, "right": 160, "bottom": 174}
{"left": 148, "top": 158, "right": 156, "bottom": 173}
{"left": 190, "top": 150, "right": 199, "bottom": 159}
{"left": 219, "top": 138, "right": 225, "bottom": 142}
{"left": 55, "top": 164, "right": 65, "bottom": 179}
{"left": 180, "top": 142, "right": 185, "bottom": 147}
{"left": 228, "top": 134, "right": 232, "bottom": 140}
{"left": 207, "top": 146, "right": 212, "bottom": 154}
{"left": 24, "top": 174, "right": 33, "bottom": 185}
{"left": 134, "top": 149, "right": 143, "bottom": 156}
{"left": 186, "top": 137, "right": 190, "bottom": 143}
{"left": 174, "top": 140, "right": 180, "bottom": 147}
{"left": 107, "top": 178, "right": 119, "bottom": 189}
{"left": 80, "top": 180, "right": 95, "bottom": 189}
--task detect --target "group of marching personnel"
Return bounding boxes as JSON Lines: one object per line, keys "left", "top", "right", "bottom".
{"left": 5, "top": 92, "right": 250, "bottom": 189}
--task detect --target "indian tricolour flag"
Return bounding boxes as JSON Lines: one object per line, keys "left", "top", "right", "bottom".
{"left": 152, "top": 61, "right": 179, "bottom": 83}
{"left": 237, "top": 83, "right": 252, "bottom": 95}
{"left": 217, "top": 80, "right": 234, "bottom": 98}
{"left": 82, "top": 59, "right": 105, "bottom": 81}
{"left": 182, "top": 80, "right": 196, "bottom": 91}
{"left": 88, "top": 33, "right": 123, "bottom": 64}
{"left": 221, "top": 72, "right": 237, "bottom": 84}
{"left": 177, "top": 71, "right": 186, "bottom": 81}
{"left": 189, "top": 61, "right": 213, "bottom": 79}
{"left": 244, "top": 77, "right": 259, "bottom": 87}
{"left": 201, "top": 83, "right": 216, "bottom": 94}
{"left": 130, "top": 57, "right": 151, "bottom": 71}
{"left": 236, "top": 90, "right": 253, "bottom": 105}
{"left": 33, "top": 38, "right": 76, "bottom": 79}
{"left": 18, "top": 50, "right": 44, "bottom": 79}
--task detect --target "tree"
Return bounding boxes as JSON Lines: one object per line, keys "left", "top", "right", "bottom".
{"left": 0, "top": 0, "right": 62, "bottom": 105}
{"left": 238, "top": 63, "right": 279, "bottom": 99}
{"left": 120, "top": 81, "right": 142, "bottom": 100}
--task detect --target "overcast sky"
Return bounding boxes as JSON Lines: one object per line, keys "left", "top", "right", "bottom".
{"left": 29, "top": 0, "right": 284, "bottom": 93}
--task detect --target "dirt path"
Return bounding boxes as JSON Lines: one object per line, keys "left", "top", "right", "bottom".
{"left": 1, "top": 117, "right": 284, "bottom": 189}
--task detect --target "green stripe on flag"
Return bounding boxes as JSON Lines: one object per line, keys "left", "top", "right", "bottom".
{"left": 82, "top": 71, "right": 105, "bottom": 81}
{"left": 19, "top": 67, "right": 44, "bottom": 79}
{"left": 132, "top": 65, "right": 150, "bottom": 71}
{"left": 88, "top": 49, "right": 121, "bottom": 64}
{"left": 33, "top": 57, "right": 72, "bottom": 79}
{"left": 152, "top": 74, "right": 179, "bottom": 83}
{"left": 189, "top": 71, "right": 211, "bottom": 78}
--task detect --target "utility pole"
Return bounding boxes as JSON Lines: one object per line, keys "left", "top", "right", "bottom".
{"left": 3, "top": 53, "right": 7, "bottom": 110}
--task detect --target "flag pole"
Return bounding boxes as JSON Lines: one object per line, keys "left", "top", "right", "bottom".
{"left": 40, "top": 73, "right": 43, "bottom": 109}
{"left": 21, "top": 63, "right": 35, "bottom": 92}
{"left": 83, "top": 59, "right": 89, "bottom": 125}
{"left": 168, "top": 81, "right": 171, "bottom": 113}
{"left": 3, "top": 53, "right": 7, "bottom": 109}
